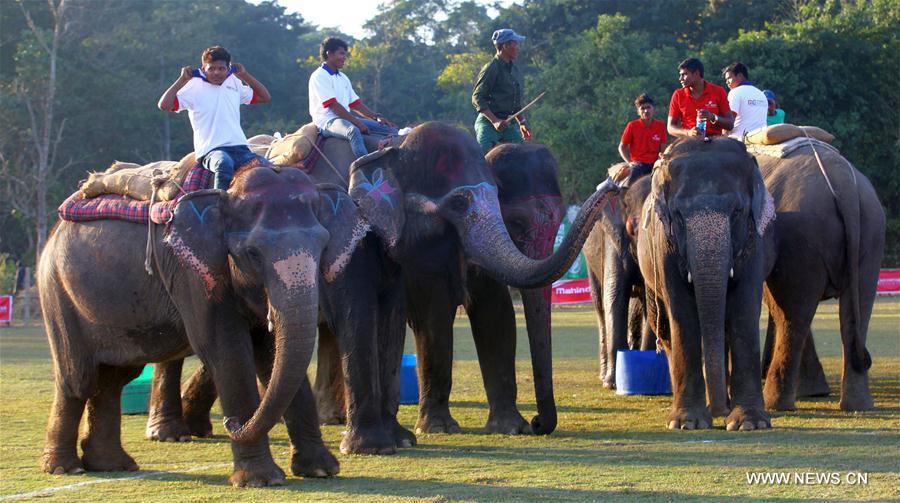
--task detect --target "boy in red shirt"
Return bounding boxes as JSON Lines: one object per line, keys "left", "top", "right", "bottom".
{"left": 667, "top": 58, "right": 733, "bottom": 138}
{"left": 618, "top": 93, "right": 667, "bottom": 185}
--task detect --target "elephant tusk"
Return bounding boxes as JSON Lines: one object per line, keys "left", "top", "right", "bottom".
{"left": 687, "top": 271, "right": 692, "bottom": 283}
{"left": 267, "top": 305, "right": 275, "bottom": 333}
{"left": 729, "top": 268, "right": 734, "bottom": 278}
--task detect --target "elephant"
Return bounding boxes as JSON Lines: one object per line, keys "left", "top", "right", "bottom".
{"left": 151, "top": 123, "right": 620, "bottom": 454}
{"left": 756, "top": 143, "right": 885, "bottom": 411}
{"left": 38, "top": 165, "right": 360, "bottom": 486}
{"left": 636, "top": 137, "right": 775, "bottom": 431}
{"left": 315, "top": 143, "right": 567, "bottom": 435}
{"left": 584, "top": 170, "right": 654, "bottom": 389}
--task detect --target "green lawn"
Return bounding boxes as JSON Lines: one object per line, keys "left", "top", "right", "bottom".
{"left": 1, "top": 298, "right": 898, "bottom": 501}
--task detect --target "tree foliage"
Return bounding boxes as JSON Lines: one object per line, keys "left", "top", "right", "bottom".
{"left": 1, "top": 0, "right": 897, "bottom": 265}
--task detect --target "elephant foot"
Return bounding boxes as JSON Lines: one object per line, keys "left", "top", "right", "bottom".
{"left": 182, "top": 408, "right": 214, "bottom": 438}
{"left": 290, "top": 440, "right": 340, "bottom": 478}
{"left": 415, "top": 409, "right": 461, "bottom": 434}
{"left": 485, "top": 409, "right": 532, "bottom": 435}
{"left": 601, "top": 373, "right": 616, "bottom": 390}
{"left": 386, "top": 417, "right": 417, "bottom": 448}
{"left": 41, "top": 449, "right": 85, "bottom": 475}
{"left": 764, "top": 385, "right": 797, "bottom": 411}
{"left": 145, "top": 414, "right": 192, "bottom": 442}
{"left": 80, "top": 439, "right": 139, "bottom": 472}
{"left": 839, "top": 393, "right": 874, "bottom": 412}
{"left": 318, "top": 408, "right": 346, "bottom": 426}
{"left": 340, "top": 425, "right": 396, "bottom": 455}
{"left": 666, "top": 406, "right": 712, "bottom": 430}
{"left": 229, "top": 458, "right": 286, "bottom": 488}
{"left": 797, "top": 380, "right": 831, "bottom": 398}
{"left": 726, "top": 405, "right": 771, "bottom": 431}
{"left": 839, "top": 372, "right": 874, "bottom": 412}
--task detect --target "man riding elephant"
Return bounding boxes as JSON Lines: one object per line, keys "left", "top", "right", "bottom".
{"left": 472, "top": 29, "right": 533, "bottom": 153}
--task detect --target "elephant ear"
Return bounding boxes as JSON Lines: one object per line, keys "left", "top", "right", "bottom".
{"left": 749, "top": 159, "right": 776, "bottom": 237}
{"left": 649, "top": 171, "right": 672, "bottom": 236}
{"left": 348, "top": 147, "right": 405, "bottom": 252}
{"left": 164, "top": 189, "right": 228, "bottom": 296}
{"left": 315, "top": 183, "right": 370, "bottom": 282}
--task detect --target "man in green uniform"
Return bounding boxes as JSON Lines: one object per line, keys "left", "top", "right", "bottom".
{"left": 472, "top": 29, "right": 532, "bottom": 153}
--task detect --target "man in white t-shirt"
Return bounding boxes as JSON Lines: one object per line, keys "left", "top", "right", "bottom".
{"left": 721, "top": 62, "right": 768, "bottom": 140}
{"left": 309, "top": 37, "right": 397, "bottom": 159}
{"left": 158, "top": 46, "right": 271, "bottom": 189}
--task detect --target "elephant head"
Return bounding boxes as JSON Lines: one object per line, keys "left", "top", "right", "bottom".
{"left": 648, "top": 137, "right": 774, "bottom": 417}
{"left": 348, "top": 122, "right": 619, "bottom": 289}
{"left": 165, "top": 165, "right": 363, "bottom": 443}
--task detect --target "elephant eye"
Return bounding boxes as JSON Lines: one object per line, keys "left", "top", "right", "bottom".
{"left": 447, "top": 194, "right": 470, "bottom": 214}
{"left": 245, "top": 248, "right": 264, "bottom": 268}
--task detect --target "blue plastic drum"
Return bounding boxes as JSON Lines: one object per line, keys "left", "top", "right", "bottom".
{"left": 400, "top": 354, "right": 419, "bottom": 405}
{"left": 615, "top": 350, "right": 672, "bottom": 395}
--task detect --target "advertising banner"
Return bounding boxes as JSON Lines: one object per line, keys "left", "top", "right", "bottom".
{"left": 877, "top": 269, "right": 900, "bottom": 296}
{"left": 0, "top": 295, "right": 12, "bottom": 323}
{"left": 551, "top": 205, "right": 591, "bottom": 304}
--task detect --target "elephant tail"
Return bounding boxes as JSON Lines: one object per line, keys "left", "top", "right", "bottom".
{"left": 824, "top": 151, "right": 870, "bottom": 372}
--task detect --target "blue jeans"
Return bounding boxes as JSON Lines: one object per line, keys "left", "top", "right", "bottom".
{"left": 201, "top": 145, "right": 262, "bottom": 190}
{"left": 320, "top": 118, "right": 398, "bottom": 159}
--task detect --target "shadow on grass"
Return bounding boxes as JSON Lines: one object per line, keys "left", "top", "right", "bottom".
{"left": 115, "top": 471, "right": 817, "bottom": 502}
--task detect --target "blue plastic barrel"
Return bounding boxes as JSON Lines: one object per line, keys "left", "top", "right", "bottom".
{"left": 615, "top": 350, "right": 672, "bottom": 395}
{"left": 399, "top": 354, "right": 419, "bottom": 405}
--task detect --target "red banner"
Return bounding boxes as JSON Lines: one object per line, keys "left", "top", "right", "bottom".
{"left": 0, "top": 295, "right": 11, "bottom": 323}
{"left": 878, "top": 269, "right": 900, "bottom": 296}
{"left": 551, "top": 278, "right": 592, "bottom": 305}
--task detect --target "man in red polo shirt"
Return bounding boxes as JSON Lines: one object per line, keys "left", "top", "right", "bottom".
{"left": 617, "top": 93, "right": 667, "bottom": 185}
{"left": 667, "top": 58, "right": 733, "bottom": 138}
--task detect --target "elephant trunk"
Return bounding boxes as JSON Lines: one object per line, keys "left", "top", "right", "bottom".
{"left": 226, "top": 283, "right": 318, "bottom": 443}
{"left": 462, "top": 179, "right": 618, "bottom": 289}
{"left": 686, "top": 211, "right": 731, "bottom": 417}
{"left": 520, "top": 286, "right": 557, "bottom": 434}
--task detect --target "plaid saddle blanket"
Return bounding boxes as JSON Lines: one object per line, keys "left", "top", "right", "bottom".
{"left": 59, "top": 162, "right": 214, "bottom": 225}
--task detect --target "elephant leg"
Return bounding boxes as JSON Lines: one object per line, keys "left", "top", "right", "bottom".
{"left": 410, "top": 273, "right": 460, "bottom": 434}
{"left": 762, "top": 286, "right": 819, "bottom": 411}
{"left": 601, "top": 244, "right": 632, "bottom": 389}
{"left": 467, "top": 276, "right": 529, "bottom": 435}
{"left": 627, "top": 296, "right": 644, "bottom": 350}
{"left": 314, "top": 323, "right": 347, "bottom": 425}
{"left": 724, "top": 282, "right": 770, "bottom": 431}
{"left": 589, "top": 270, "right": 609, "bottom": 383}
{"left": 378, "top": 272, "right": 416, "bottom": 448}
{"left": 761, "top": 313, "right": 775, "bottom": 377}
{"left": 81, "top": 365, "right": 143, "bottom": 471}
{"left": 796, "top": 333, "right": 831, "bottom": 397}
{"left": 251, "top": 331, "right": 339, "bottom": 478}
{"left": 322, "top": 244, "right": 394, "bottom": 455}
{"left": 42, "top": 389, "right": 87, "bottom": 474}
{"left": 181, "top": 363, "right": 217, "bottom": 438}
{"left": 146, "top": 360, "right": 192, "bottom": 442}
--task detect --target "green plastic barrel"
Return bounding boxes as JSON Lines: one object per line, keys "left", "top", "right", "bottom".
{"left": 121, "top": 365, "right": 153, "bottom": 414}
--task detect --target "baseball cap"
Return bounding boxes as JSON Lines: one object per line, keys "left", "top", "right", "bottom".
{"left": 763, "top": 89, "right": 776, "bottom": 101}
{"left": 492, "top": 29, "right": 526, "bottom": 45}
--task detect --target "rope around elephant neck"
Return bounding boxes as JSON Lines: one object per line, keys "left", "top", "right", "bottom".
{"left": 302, "top": 136, "right": 348, "bottom": 186}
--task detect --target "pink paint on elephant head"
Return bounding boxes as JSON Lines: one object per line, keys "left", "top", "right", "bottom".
{"left": 273, "top": 250, "right": 317, "bottom": 292}
{"left": 757, "top": 190, "right": 776, "bottom": 237}
{"left": 167, "top": 233, "right": 217, "bottom": 294}
{"left": 323, "top": 219, "right": 370, "bottom": 283}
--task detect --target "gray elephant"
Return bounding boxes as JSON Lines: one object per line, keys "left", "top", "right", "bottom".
{"left": 152, "top": 123, "right": 620, "bottom": 454}
{"left": 38, "top": 166, "right": 356, "bottom": 486}
{"left": 316, "top": 143, "right": 567, "bottom": 435}
{"left": 584, "top": 170, "right": 654, "bottom": 389}
{"left": 637, "top": 137, "right": 775, "bottom": 431}
{"left": 757, "top": 143, "right": 885, "bottom": 411}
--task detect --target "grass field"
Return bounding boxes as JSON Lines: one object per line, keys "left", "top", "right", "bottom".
{"left": 1, "top": 298, "right": 898, "bottom": 501}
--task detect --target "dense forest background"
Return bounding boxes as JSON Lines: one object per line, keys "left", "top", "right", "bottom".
{"left": 1, "top": 0, "right": 898, "bottom": 283}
